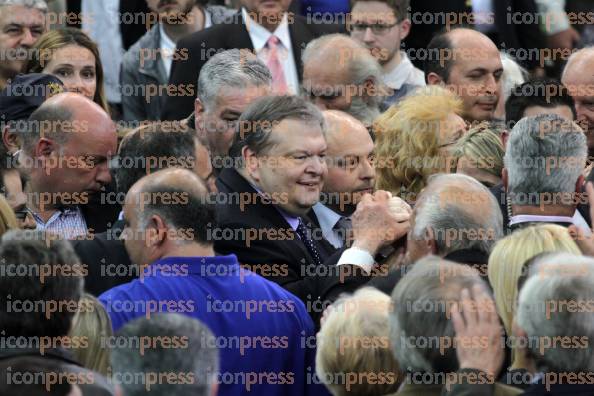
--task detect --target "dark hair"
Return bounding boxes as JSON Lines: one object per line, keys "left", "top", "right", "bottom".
{"left": 350, "top": 0, "right": 410, "bottom": 21}
{"left": 115, "top": 123, "right": 197, "bottom": 194}
{"left": 24, "top": 28, "right": 109, "bottom": 113}
{"left": 0, "top": 357, "right": 74, "bottom": 396}
{"left": 424, "top": 30, "right": 455, "bottom": 84}
{"left": 138, "top": 178, "right": 215, "bottom": 245}
{"left": 505, "top": 78, "right": 576, "bottom": 128}
{"left": 229, "top": 95, "right": 325, "bottom": 160}
{"left": 0, "top": 230, "right": 83, "bottom": 338}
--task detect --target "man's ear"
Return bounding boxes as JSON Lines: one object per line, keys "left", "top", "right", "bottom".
{"left": 425, "top": 227, "right": 438, "bottom": 254}
{"left": 500, "top": 130, "right": 509, "bottom": 150}
{"left": 426, "top": 72, "right": 444, "bottom": 86}
{"left": 399, "top": 19, "right": 411, "bottom": 41}
{"left": 362, "top": 77, "right": 377, "bottom": 101}
{"left": 35, "top": 138, "right": 54, "bottom": 158}
{"left": 2, "top": 126, "right": 20, "bottom": 155}
{"left": 576, "top": 174, "right": 585, "bottom": 193}
{"left": 145, "top": 214, "right": 168, "bottom": 247}
{"left": 242, "top": 146, "right": 260, "bottom": 181}
{"left": 502, "top": 168, "right": 508, "bottom": 192}
{"left": 194, "top": 98, "right": 206, "bottom": 135}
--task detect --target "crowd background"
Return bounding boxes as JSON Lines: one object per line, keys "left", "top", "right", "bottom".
{"left": 1, "top": 0, "right": 594, "bottom": 395}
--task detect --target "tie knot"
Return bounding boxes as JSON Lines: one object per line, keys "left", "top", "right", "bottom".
{"left": 267, "top": 35, "right": 280, "bottom": 47}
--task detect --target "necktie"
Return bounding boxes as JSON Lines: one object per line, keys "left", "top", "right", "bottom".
{"left": 296, "top": 219, "right": 323, "bottom": 266}
{"left": 334, "top": 216, "right": 353, "bottom": 248}
{"left": 265, "top": 35, "right": 288, "bottom": 94}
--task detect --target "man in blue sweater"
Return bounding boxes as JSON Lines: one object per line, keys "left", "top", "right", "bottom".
{"left": 99, "top": 168, "right": 327, "bottom": 396}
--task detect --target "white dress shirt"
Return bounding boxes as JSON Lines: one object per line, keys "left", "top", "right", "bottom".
{"left": 82, "top": 0, "right": 124, "bottom": 103}
{"left": 471, "top": 0, "right": 496, "bottom": 34}
{"left": 383, "top": 51, "right": 426, "bottom": 91}
{"left": 241, "top": 8, "right": 299, "bottom": 94}
{"left": 312, "top": 203, "right": 345, "bottom": 249}
{"left": 509, "top": 211, "right": 592, "bottom": 236}
{"left": 159, "top": 24, "right": 176, "bottom": 77}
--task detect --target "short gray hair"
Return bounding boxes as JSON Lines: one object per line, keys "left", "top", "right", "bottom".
{"left": 412, "top": 173, "right": 503, "bottom": 255}
{"left": 389, "top": 256, "right": 485, "bottom": 374}
{"left": 504, "top": 114, "right": 587, "bottom": 206}
{"left": 302, "top": 34, "right": 385, "bottom": 125}
{"left": 197, "top": 49, "right": 272, "bottom": 111}
{"left": 111, "top": 313, "right": 219, "bottom": 396}
{"left": 516, "top": 253, "right": 594, "bottom": 373}
{"left": 22, "top": 100, "right": 73, "bottom": 154}
{"left": 229, "top": 95, "right": 326, "bottom": 160}
{"left": 0, "top": 0, "right": 47, "bottom": 11}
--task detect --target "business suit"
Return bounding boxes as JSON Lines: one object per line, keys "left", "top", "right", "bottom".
{"left": 214, "top": 168, "right": 371, "bottom": 321}
{"left": 161, "top": 12, "right": 342, "bottom": 120}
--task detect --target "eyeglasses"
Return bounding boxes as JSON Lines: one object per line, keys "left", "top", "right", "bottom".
{"left": 14, "top": 206, "right": 32, "bottom": 221}
{"left": 349, "top": 22, "right": 398, "bottom": 35}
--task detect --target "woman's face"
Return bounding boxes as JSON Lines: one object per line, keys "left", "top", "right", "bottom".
{"left": 43, "top": 44, "right": 97, "bottom": 101}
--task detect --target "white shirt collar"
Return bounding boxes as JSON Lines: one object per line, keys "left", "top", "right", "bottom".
{"left": 509, "top": 212, "right": 592, "bottom": 236}
{"left": 383, "top": 51, "right": 424, "bottom": 90}
{"left": 159, "top": 23, "right": 176, "bottom": 52}
{"left": 241, "top": 7, "right": 292, "bottom": 52}
{"left": 204, "top": 8, "right": 212, "bottom": 28}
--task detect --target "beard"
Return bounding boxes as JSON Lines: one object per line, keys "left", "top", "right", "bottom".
{"left": 346, "top": 95, "right": 381, "bottom": 126}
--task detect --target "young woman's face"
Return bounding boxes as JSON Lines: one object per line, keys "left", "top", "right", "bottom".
{"left": 43, "top": 44, "right": 97, "bottom": 101}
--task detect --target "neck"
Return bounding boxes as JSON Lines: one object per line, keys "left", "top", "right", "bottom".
{"left": 511, "top": 204, "right": 576, "bottom": 218}
{"left": 161, "top": 242, "right": 215, "bottom": 259}
{"left": 26, "top": 179, "right": 58, "bottom": 221}
{"left": 382, "top": 50, "right": 402, "bottom": 73}
{"left": 162, "top": 6, "right": 204, "bottom": 43}
{"left": 324, "top": 200, "right": 355, "bottom": 216}
{"left": 248, "top": 10, "right": 285, "bottom": 32}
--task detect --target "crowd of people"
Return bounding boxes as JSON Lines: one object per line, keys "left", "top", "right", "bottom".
{"left": 0, "top": 0, "right": 594, "bottom": 395}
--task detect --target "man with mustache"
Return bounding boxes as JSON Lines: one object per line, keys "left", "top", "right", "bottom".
{"left": 0, "top": 0, "right": 47, "bottom": 90}
{"left": 562, "top": 47, "right": 594, "bottom": 159}
{"left": 121, "top": 0, "right": 234, "bottom": 122}
{"left": 425, "top": 28, "right": 504, "bottom": 124}
{"left": 312, "top": 110, "right": 375, "bottom": 249}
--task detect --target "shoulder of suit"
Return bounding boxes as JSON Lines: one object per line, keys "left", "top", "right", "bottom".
{"left": 493, "top": 383, "right": 523, "bottom": 396}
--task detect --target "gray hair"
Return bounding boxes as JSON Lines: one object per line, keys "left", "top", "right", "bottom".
{"left": 0, "top": 0, "right": 47, "bottom": 11}
{"left": 389, "top": 256, "right": 485, "bottom": 374}
{"left": 412, "top": 173, "right": 503, "bottom": 255}
{"left": 197, "top": 49, "right": 272, "bottom": 112}
{"left": 499, "top": 52, "right": 527, "bottom": 103}
{"left": 516, "top": 253, "right": 594, "bottom": 373}
{"left": 302, "top": 34, "right": 385, "bottom": 125}
{"left": 229, "top": 95, "right": 326, "bottom": 160}
{"left": 504, "top": 114, "right": 587, "bottom": 206}
{"left": 21, "top": 100, "right": 73, "bottom": 154}
{"left": 111, "top": 313, "right": 219, "bottom": 396}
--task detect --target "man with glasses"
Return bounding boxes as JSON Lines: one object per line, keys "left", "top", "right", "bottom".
{"left": 349, "top": 0, "right": 425, "bottom": 106}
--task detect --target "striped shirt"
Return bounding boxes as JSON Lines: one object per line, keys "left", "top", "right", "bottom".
{"left": 33, "top": 206, "right": 88, "bottom": 239}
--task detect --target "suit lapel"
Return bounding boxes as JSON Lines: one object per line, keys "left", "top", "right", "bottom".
{"left": 224, "top": 12, "right": 256, "bottom": 51}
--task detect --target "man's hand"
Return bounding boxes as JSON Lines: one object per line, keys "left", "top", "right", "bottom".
{"left": 548, "top": 27, "right": 581, "bottom": 50}
{"left": 451, "top": 284, "right": 504, "bottom": 380}
{"left": 351, "top": 191, "right": 410, "bottom": 256}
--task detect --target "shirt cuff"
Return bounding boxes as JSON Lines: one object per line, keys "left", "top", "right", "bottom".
{"left": 337, "top": 247, "right": 375, "bottom": 273}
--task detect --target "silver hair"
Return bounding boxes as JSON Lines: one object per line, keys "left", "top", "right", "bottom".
{"left": 516, "top": 253, "right": 594, "bottom": 373}
{"left": 0, "top": 0, "right": 47, "bottom": 11}
{"left": 197, "top": 49, "right": 272, "bottom": 112}
{"left": 412, "top": 173, "right": 503, "bottom": 255}
{"left": 389, "top": 256, "right": 485, "bottom": 374}
{"left": 504, "top": 114, "right": 587, "bottom": 206}
{"left": 500, "top": 52, "right": 527, "bottom": 103}
{"left": 111, "top": 313, "right": 219, "bottom": 396}
{"left": 302, "top": 34, "right": 385, "bottom": 125}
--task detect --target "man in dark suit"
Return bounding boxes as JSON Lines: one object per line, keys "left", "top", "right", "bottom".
{"left": 161, "top": 0, "right": 342, "bottom": 120}
{"left": 215, "top": 95, "right": 410, "bottom": 320}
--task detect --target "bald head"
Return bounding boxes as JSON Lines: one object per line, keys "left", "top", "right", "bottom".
{"left": 128, "top": 168, "right": 208, "bottom": 202}
{"left": 562, "top": 47, "right": 594, "bottom": 82}
{"left": 323, "top": 110, "right": 369, "bottom": 150}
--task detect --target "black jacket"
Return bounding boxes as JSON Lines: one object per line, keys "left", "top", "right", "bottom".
{"left": 161, "top": 13, "right": 342, "bottom": 120}
{"left": 214, "top": 168, "right": 370, "bottom": 321}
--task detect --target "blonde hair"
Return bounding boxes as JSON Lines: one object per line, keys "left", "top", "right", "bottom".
{"left": 374, "top": 85, "right": 463, "bottom": 202}
{"left": 488, "top": 224, "right": 581, "bottom": 336}
{"left": 0, "top": 194, "right": 18, "bottom": 236}
{"left": 451, "top": 123, "right": 504, "bottom": 177}
{"left": 316, "top": 288, "right": 401, "bottom": 396}
{"left": 69, "top": 293, "right": 113, "bottom": 376}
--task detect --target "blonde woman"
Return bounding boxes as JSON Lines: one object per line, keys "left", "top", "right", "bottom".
{"left": 374, "top": 85, "right": 466, "bottom": 203}
{"left": 316, "top": 288, "right": 402, "bottom": 396}
{"left": 488, "top": 224, "right": 581, "bottom": 371}
{"left": 451, "top": 123, "right": 505, "bottom": 188}
{"left": 0, "top": 194, "right": 18, "bottom": 236}
{"left": 69, "top": 293, "right": 113, "bottom": 376}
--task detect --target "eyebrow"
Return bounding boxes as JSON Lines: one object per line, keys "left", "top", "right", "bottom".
{"left": 220, "top": 110, "right": 242, "bottom": 118}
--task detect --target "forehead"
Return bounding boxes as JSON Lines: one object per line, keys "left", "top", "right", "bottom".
{"left": 68, "top": 110, "right": 117, "bottom": 152}
{"left": 450, "top": 37, "right": 502, "bottom": 72}
{"left": 351, "top": 1, "right": 396, "bottom": 22}
{"left": 0, "top": 5, "right": 45, "bottom": 26}
{"left": 269, "top": 118, "right": 326, "bottom": 152}
{"left": 48, "top": 45, "right": 95, "bottom": 63}
{"left": 327, "top": 122, "right": 373, "bottom": 155}
{"left": 212, "top": 84, "right": 270, "bottom": 112}
{"left": 563, "top": 59, "right": 594, "bottom": 88}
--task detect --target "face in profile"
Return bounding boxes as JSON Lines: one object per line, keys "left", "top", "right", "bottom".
{"left": 42, "top": 44, "right": 97, "bottom": 102}
{"left": 146, "top": 0, "right": 195, "bottom": 18}
{"left": 246, "top": 119, "right": 328, "bottom": 217}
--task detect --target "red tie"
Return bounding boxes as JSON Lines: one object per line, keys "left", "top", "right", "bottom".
{"left": 265, "top": 36, "right": 288, "bottom": 94}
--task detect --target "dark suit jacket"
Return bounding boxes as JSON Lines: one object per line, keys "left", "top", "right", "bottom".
{"left": 520, "top": 383, "right": 594, "bottom": 396}
{"left": 405, "top": 0, "right": 546, "bottom": 70}
{"left": 161, "top": 13, "right": 342, "bottom": 120}
{"left": 73, "top": 219, "right": 135, "bottom": 296}
{"left": 214, "top": 168, "right": 371, "bottom": 321}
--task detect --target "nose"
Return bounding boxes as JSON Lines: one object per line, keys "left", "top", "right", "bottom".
{"left": 95, "top": 163, "right": 112, "bottom": 186}
{"left": 306, "top": 155, "right": 327, "bottom": 176}
{"left": 363, "top": 27, "right": 375, "bottom": 44}
{"left": 484, "top": 74, "right": 498, "bottom": 95}
{"left": 360, "top": 157, "right": 375, "bottom": 181}
{"left": 19, "top": 28, "right": 36, "bottom": 47}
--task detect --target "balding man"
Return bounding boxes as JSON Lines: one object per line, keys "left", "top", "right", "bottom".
{"left": 312, "top": 110, "right": 375, "bottom": 249}
{"left": 562, "top": 47, "right": 594, "bottom": 157}
{"left": 370, "top": 173, "right": 503, "bottom": 294}
{"left": 99, "top": 168, "right": 326, "bottom": 396}
{"left": 303, "top": 33, "right": 387, "bottom": 127}
{"left": 19, "top": 93, "right": 117, "bottom": 238}
{"left": 425, "top": 28, "right": 503, "bottom": 124}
